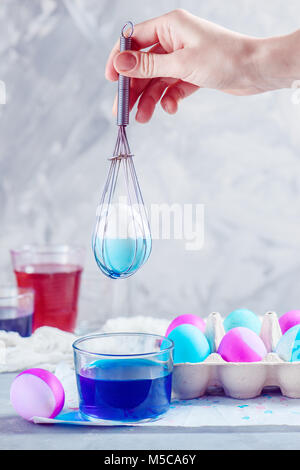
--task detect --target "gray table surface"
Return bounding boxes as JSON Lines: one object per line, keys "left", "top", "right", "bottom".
{"left": 1, "top": 373, "right": 300, "bottom": 450}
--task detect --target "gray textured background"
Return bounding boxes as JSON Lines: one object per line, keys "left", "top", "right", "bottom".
{"left": 1, "top": 0, "right": 300, "bottom": 331}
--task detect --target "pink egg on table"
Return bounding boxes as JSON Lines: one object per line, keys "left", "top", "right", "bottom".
{"left": 165, "top": 314, "right": 206, "bottom": 337}
{"left": 279, "top": 310, "right": 300, "bottom": 334}
{"left": 10, "top": 368, "right": 65, "bottom": 421}
{"left": 217, "top": 327, "right": 267, "bottom": 363}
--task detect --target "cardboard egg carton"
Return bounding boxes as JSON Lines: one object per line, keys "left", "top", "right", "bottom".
{"left": 173, "top": 312, "right": 300, "bottom": 400}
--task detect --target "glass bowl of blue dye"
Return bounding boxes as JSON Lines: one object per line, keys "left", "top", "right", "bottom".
{"left": 73, "top": 333, "right": 174, "bottom": 422}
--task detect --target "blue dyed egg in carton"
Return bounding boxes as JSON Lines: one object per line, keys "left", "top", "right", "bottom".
{"left": 172, "top": 312, "right": 300, "bottom": 400}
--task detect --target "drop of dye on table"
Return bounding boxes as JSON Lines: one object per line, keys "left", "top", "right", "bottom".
{"left": 76, "top": 358, "right": 172, "bottom": 421}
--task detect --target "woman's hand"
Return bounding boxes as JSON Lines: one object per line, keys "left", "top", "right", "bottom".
{"left": 105, "top": 9, "right": 300, "bottom": 123}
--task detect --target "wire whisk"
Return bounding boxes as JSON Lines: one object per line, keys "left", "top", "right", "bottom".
{"left": 92, "top": 22, "right": 152, "bottom": 279}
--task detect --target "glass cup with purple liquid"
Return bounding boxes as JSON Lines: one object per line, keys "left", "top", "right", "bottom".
{"left": 73, "top": 333, "right": 174, "bottom": 422}
{"left": 0, "top": 286, "right": 34, "bottom": 337}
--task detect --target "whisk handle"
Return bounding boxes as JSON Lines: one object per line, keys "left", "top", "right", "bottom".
{"left": 117, "top": 22, "right": 134, "bottom": 127}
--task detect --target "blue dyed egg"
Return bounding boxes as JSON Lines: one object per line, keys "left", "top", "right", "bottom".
{"left": 224, "top": 308, "right": 261, "bottom": 335}
{"left": 166, "top": 324, "right": 210, "bottom": 364}
{"left": 275, "top": 324, "right": 300, "bottom": 362}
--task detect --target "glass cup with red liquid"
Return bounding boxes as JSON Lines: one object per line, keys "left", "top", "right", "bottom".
{"left": 11, "top": 245, "right": 85, "bottom": 333}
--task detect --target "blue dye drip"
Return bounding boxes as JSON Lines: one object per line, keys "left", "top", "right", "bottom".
{"left": 76, "top": 358, "right": 172, "bottom": 421}
{"left": 93, "top": 237, "right": 151, "bottom": 279}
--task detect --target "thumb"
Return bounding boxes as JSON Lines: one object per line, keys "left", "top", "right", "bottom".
{"left": 113, "top": 50, "right": 185, "bottom": 80}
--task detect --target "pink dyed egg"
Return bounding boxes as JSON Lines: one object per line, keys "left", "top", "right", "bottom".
{"left": 10, "top": 368, "right": 65, "bottom": 421}
{"left": 279, "top": 310, "right": 300, "bottom": 335}
{"left": 217, "top": 327, "right": 267, "bottom": 363}
{"left": 165, "top": 314, "right": 206, "bottom": 337}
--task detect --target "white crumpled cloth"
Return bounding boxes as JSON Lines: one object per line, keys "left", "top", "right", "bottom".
{"left": 0, "top": 316, "right": 169, "bottom": 373}
{"left": 0, "top": 327, "right": 76, "bottom": 373}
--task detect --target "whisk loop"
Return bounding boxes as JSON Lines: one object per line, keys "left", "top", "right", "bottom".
{"left": 121, "top": 21, "right": 134, "bottom": 38}
{"left": 92, "top": 22, "right": 152, "bottom": 279}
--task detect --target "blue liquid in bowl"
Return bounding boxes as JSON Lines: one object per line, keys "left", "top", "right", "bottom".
{"left": 76, "top": 359, "right": 172, "bottom": 421}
